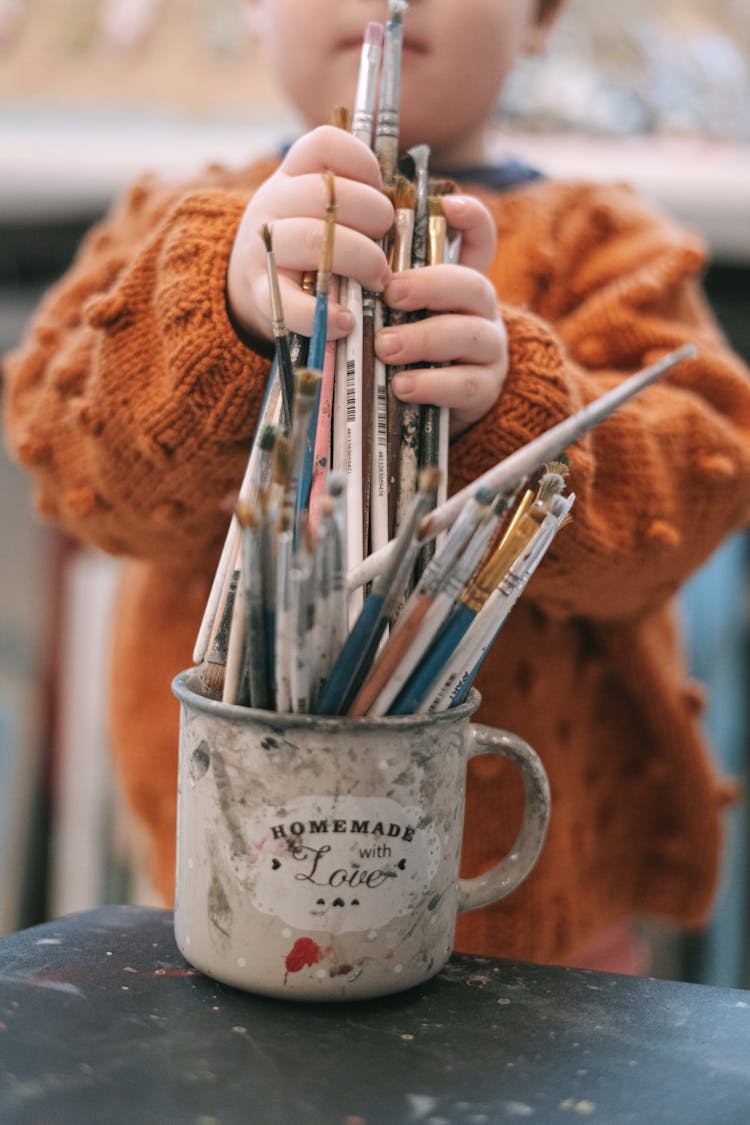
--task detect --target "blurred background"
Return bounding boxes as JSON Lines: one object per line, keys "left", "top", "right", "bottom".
{"left": 1, "top": 0, "right": 749, "bottom": 987}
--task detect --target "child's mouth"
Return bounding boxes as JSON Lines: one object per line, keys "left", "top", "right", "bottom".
{"left": 336, "top": 34, "right": 427, "bottom": 57}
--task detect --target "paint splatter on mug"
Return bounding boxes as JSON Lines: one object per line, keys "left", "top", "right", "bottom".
{"left": 172, "top": 669, "right": 550, "bottom": 1001}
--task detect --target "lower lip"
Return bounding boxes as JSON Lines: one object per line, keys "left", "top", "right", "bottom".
{"left": 337, "top": 39, "right": 426, "bottom": 56}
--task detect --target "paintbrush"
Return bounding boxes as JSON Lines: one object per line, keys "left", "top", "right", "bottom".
{"left": 260, "top": 224, "right": 295, "bottom": 434}
{"left": 287, "top": 368, "right": 321, "bottom": 546}
{"left": 393, "top": 147, "right": 430, "bottom": 564}
{"left": 290, "top": 530, "right": 315, "bottom": 713}
{"left": 308, "top": 274, "right": 339, "bottom": 531}
{"left": 217, "top": 431, "right": 278, "bottom": 700}
{"left": 308, "top": 110, "right": 351, "bottom": 530}
{"left": 327, "top": 471, "right": 349, "bottom": 673}
{"left": 222, "top": 561, "right": 247, "bottom": 706}
{"left": 308, "top": 170, "right": 337, "bottom": 372}
{"left": 364, "top": 492, "right": 506, "bottom": 716}
{"left": 329, "top": 98, "right": 368, "bottom": 609}
{"left": 386, "top": 174, "right": 417, "bottom": 535}
{"left": 349, "top": 28, "right": 384, "bottom": 554}
{"left": 424, "top": 492, "right": 574, "bottom": 713}
{"left": 388, "top": 472, "right": 568, "bottom": 715}
{"left": 370, "top": 294, "right": 390, "bottom": 559}
{"left": 419, "top": 194, "right": 448, "bottom": 524}
{"left": 424, "top": 183, "right": 460, "bottom": 554}
{"left": 287, "top": 270, "right": 316, "bottom": 371}
{"left": 317, "top": 467, "right": 440, "bottom": 715}
{"left": 199, "top": 567, "right": 239, "bottom": 697}
{"left": 348, "top": 485, "right": 497, "bottom": 716}
{"left": 260, "top": 446, "right": 290, "bottom": 708}
{"left": 375, "top": 0, "right": 409, "bottom": 185}
{"left": 361, "top": 284, "right": 376, "bottom": 557}
{"left": 349, "top": 343, "right": 699, "bottom": 589}
{"left": 192, "top": 361, "right": 283, "bottom": 666}
{"left": 296, "top": 172, "right": 337, "bottom": 519}
{"left": 333, "top": 275, "right": 365, "bottom": 618}
{"left": 253, "top": 423, "right": 277, "bottom": 497}
{"left": 407, "top": 145, "right": 430, "bottom": 269}
{"left": 312, "top": 494, "right": 336, "bottom": 704}
{"left": 352, "top": 21, "right": 384, "bottom": 146}
{"left": 236, "top": 497, "right": 271, "bottom": 711}
{"left": 274, "top": 508, "right": 295, "bottom": 713}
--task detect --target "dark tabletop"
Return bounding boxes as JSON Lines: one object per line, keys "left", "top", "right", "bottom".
{"left": 1, "top": 906, "right": 749, "bottom": 1124}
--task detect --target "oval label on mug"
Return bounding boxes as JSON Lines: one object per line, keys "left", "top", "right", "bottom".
{"left": 238, "top": 795, "right": 442, "bottom": 932}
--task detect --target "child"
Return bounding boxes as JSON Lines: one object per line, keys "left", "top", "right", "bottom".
{"left": 4, "top": 0, "right": 750, "bottom": 973}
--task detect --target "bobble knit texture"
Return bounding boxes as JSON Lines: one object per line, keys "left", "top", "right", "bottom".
{"left": 4, "top": 158, "right": 750, "bottom": 965}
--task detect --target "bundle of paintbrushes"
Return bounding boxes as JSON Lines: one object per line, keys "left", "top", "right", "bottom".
{"left": 192, "top": 0, "right": 699, "bottom": 716}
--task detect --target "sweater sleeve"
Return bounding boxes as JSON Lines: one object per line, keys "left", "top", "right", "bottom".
{"left": 449, "top": 181, "right": 750, "bottom": 622}
{"left": 2, "top": 161, "right": 278, "bottom": 570}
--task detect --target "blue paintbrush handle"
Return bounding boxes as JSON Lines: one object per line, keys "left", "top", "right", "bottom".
{"left": 317, "top": 593, "right": 385, "bottom": 715}
{"left": 296, "top": 293, "right": 328, "bottom": 516}
{"left": 389, "top": 602, "right": 476, "bottom": 716}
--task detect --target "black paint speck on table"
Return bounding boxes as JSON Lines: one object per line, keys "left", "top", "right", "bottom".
{"left": 1, "top": 906, "right": 749, "bottom": 1124}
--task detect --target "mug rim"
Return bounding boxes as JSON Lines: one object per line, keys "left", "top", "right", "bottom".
{"left": 172, "top": 667, "right": 480, "bottom": 731}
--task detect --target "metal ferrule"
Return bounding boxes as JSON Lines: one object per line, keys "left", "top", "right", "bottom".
{"left": 390, "top": 209, "right": 415, "bottom": 273}
{"left": 352, "top": 43, "right": 381, "bottom": 145}
{"left": 428, "top": 217, "right": 447, "bottom": 268}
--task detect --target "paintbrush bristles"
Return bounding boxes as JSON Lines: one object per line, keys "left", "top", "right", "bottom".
{"left": 331, "top": 105, "right": 352, "bottom": 131}
{"left": 274, "top": 435, "right": 291, "bottom": 489}
{"left": 418, "top": 467, "right": 442, "bottom": 496}
{"left": 394, "top": 175, "right": 417, "bottom": 211}
{"left": 259, "top": 424, "right": 277, "bottom": 452}
{"left": 327, "top": 471, "right": 346, "bottom": 499}
{"left": 429, "top": 178, "right": 457, "bottom": 197}
{"left": 317, "top": 495, "right": 336, "bottom": 519}
{"left": 262, "top": 228, "right": 286, "bottom": 336}
{"left": 235, "top": 498, "right": 257, "bottom": 530}
{"left": 295, "top": 367, "right": 322, "bottom": 401}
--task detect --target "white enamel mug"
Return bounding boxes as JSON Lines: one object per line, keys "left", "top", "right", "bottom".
{"left": 172, "top": 669, "right": 550, "bottom": 1001}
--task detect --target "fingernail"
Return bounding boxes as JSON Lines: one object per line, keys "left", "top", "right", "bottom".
{"left": 373, "top": 266, "right": 391, "bottom": 294}
{"left": 376, "top": 329, "right": 401, "bottom": 359}
{"left": 392, "top": 373, "right": 415, "bottom": 397}
{"left": 336, "top": 306, "right": 355, "bottom": 332}
{"left": 386, "top": 277, "right": 409, "bottom": 305}
{"left": 444, "top": 194, "right": 468, "bottom": 216}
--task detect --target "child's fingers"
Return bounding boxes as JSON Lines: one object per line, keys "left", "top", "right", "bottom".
{"left": 377, "top": 310, "right": 508, "bottom": 435}
{"left": 390, "top": 364, "right": 504, "bottom": 435}
{"left": 276, "top": 274, "right": 356, "bottom": 339}
{"left": 243, "top": 272, "right": 356, "bottom": 341}
{"left": 439, "top": 195, "right": 497, "bottom": 274}
{"left": 384, "top": 264, "right": 497, "bottom": 319}
{"left": 281, "top": 125, "right": 384, "bottom": 190}
{"left": 375, "top": 313, "right": 505, "bottom": 369}
{"left": 266, "top": 217, "right": 391, "bottom": 294}
{"left": 265, "top": 172, "right": 394, "bottom": 240}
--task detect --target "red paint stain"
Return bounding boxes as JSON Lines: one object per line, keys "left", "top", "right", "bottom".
{"left": 284, "top": 937, "right": 323, "bottom": 983}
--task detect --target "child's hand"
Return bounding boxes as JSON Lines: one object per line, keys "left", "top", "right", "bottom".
{"left": 376, "top": 195, "right": 507, "bottom": 437}
{"left": 227, "top": 126, "right": 394, "bottom": 346}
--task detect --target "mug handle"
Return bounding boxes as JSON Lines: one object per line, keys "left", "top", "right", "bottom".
{"left": 458, "top": 724, "right": 551, "bottom": 914}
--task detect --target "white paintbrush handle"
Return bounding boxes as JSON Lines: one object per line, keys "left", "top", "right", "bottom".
{"left": 193, "top": 379, "right": 283, "bottom": 663}
{"left": 348, "top": 343, "right": 696, "bottom": 589}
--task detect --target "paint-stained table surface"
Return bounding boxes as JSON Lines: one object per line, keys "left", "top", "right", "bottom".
{"left": 1, "top": 906, "right": 750, "bottom": 1124}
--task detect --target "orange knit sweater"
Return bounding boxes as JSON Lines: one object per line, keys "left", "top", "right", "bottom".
{"left": 4, "top": 155, "right": 750, "bottom": 965}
